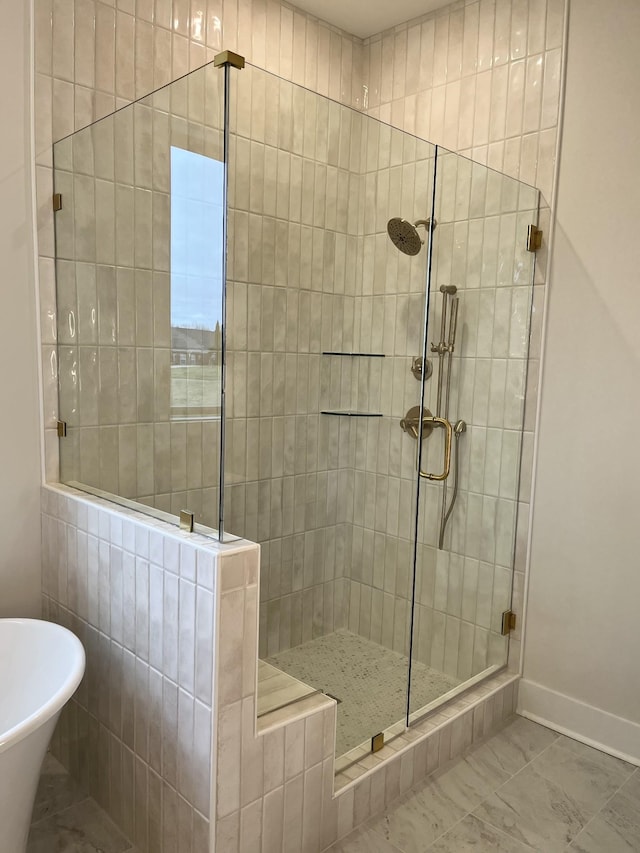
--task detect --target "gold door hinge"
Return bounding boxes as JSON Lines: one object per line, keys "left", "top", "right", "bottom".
{"left": 57, "top": 420, "right": 67, "bottom": 437}
{"left": 213, "top": 50, "right": 245, "bottom": 70}
{"left": 371, "top": 732, "right": 384, "bottom": 753}
{"left": 526, "top": 224, "right": 542, "bottom": 252}
{"left": 179, "top": 510, "right": 194, "bottom": 532}
{"left": 501, "top": 610, "right": 517, "bottom": 635}
{"left": 53, "top": 193, "right": 63, "bottom": 212}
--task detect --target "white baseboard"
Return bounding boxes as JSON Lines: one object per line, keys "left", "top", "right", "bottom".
{"left": 518, "top": 679, "right": 640, "bottom": 766}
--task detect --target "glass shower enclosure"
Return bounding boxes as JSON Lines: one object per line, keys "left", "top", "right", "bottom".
{"left": 53, "top": 53, "right": 539, "bottom": 761}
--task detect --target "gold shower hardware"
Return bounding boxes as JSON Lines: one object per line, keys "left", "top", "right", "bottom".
{"left": 179, "top": 510, "right": 194, "bottom": 532}
{"left": 527, "top": 225, "right": 543, "bottom": 252}
{"left": 52, "top": 193, "right": 62, "bottom": 212}
{"left": 400, "top": 405, "right": 434, "bottom": 440}
{"left": 411, "top": 356, "right": 433, "bottom": 381}
{"left": 501, "top": 610, "right": 517, "bottom": 635}
{"left": 57, "top": 420, "right": 67, "bottom": 437}
{"left": 419, "top": 416, "right": 452, "bottom": 482}
{"left": 371, "top": 732, "right": 384, "bottom": 753}
{"left": 213, "top": 50, "right": 246, "bottom": 69}
{"left": 399, "top": 407, "right": 453, "bottom": 481}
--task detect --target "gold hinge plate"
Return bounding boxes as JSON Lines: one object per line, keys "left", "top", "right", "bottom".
{"left": 371, "top": 732, "right": 384, "bottom": 753}
{"left": 527, "top": 224, "right": 542, "bottom": 252}
{"left": 213, "top": 50, "right": 245, "bottom": 70}
{"left": 53, "top": 193, "right": 63, "bottom": 212}
{"left": 179, "top": 510, "right": 194, "bottom": 532}
{"left": 57, "top": 420, "right": 67, "bottom": 437}
{"left": 501, "top": 610, "right": 517, "bottom": 635}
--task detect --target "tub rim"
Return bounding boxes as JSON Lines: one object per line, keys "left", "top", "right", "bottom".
{"left": 0, "top": 618, "right": 85, "bottom": 755}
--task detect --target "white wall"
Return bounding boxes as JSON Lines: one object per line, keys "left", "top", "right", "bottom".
{"left": 522, "top": 0, "right": 640, "bottom": 759}
{"left": 0, "top": 0, "right": 42, "bottom": 616}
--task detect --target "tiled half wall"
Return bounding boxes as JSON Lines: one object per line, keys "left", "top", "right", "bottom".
{"left": 44, "top": 483, "right": 521, "bottom": 852}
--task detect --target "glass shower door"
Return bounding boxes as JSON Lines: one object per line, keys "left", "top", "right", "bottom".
{"left": 408, "top": 149, "right": 539, "bottom": 721}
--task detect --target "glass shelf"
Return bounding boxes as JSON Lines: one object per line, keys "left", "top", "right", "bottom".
{"left": 320, "top": 411, "right": 383, "bottom": 417}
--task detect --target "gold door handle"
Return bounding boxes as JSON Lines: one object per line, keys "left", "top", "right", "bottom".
{"left": 419, "top": 416, "right": 452, "bottom": 481}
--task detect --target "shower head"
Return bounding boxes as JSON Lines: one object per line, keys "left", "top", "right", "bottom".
{"left": 387, "top": 217, "right": 436, "bottom": 255}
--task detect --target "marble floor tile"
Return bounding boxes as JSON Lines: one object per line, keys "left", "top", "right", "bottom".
{"left": 569, "top": 770, "right": 640, "bottom": 852}
{"left": 366, "top": 778, "right": 467, "bottom": 852}
{"left": 426, "top": 813, "right": 534, "bottom": 852}
{"left": 28, "top": 798, "right": 132, "bottom": 853}
{"left": 528, "top": 739, "right": 635, "bottom": 816}
{"left": 472, "top": 762, "right": 593, "bottom": 852}
{"left": 427, "top": 750, "right": 509, "bottom": 814}
{"left": 466, "top": 715, "right": 558, "bottom": 779}
{"left": 31, "top": 754, "right": 87, "bottom": 823}
{"left": 364, "top": 715, "right": 546, "bottom": 851}
{"left": 327, "top": 826, "right": 406, "bottom": 852}
{"left": 554, "top": 735, "right": 636, "bottom": 780}
{"left": 329, "top": 717, "right": 637, "bottom": 853}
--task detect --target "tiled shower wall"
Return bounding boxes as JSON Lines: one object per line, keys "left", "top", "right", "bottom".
{"left": 346, "top": 144, "right": 540, "bottom": 684}
{"left": 349, "top": 0, "right": 564, "bottom": 677}
{"left": 345, "top": 125, "right": 436, "bottom": 660}
{"left": 52, "top": 67, "right": 225, "bottom": 524}
{"left": 224, "top": 66, "right": 364, "bottom": 655}
{"left": 363, "top": 0, "right": 564, "bottom": 201}
{"left": 35, "top": 0, "right": 366, "bottom": 485}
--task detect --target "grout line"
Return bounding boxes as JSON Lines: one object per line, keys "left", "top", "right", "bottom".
{"left": 467, "top": 729, "right": 640, "bottom": 849}
{"left": 426, "top": 811, "right": 538, "bottom": 852}
{"left": 29, "top": 794, "right": 92, "bottom": 829}
{"left": 422, "top": 728, "right": 562, "bottom": 848}
{"left": 563, "top": 765, "right": 640, "bottom": 850}
{"left": 365, "top": 716, "right": 560, "bottom": 852}
{"left": 551, "top": 737, "right": 639, "bottom": 780}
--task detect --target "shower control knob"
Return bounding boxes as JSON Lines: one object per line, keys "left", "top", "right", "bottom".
{"left": 411, "top": 357, "right": 433, "bottom": 381}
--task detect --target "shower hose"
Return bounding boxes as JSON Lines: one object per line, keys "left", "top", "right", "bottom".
{"left": 438, "top": 427, "right": 462, "bottom": 549}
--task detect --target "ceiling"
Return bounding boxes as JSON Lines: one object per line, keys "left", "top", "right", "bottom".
{"left": 285, "top": 0, "right": 451, "bottom": 39}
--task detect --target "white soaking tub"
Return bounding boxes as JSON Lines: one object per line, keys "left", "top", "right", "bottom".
{"left": 0, "top": 619, "right": 85, "bottom": 852}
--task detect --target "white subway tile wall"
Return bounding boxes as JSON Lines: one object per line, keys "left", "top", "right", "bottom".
{"left": 42, "top": 484, "right": 220, "bottom": 851}
{"left": 363, "top": 0, "right": 564, "bottom": 201}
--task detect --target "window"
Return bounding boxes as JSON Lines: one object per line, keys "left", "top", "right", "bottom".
{"left": 170, "top": 147, "right": 224, "bottom": 418}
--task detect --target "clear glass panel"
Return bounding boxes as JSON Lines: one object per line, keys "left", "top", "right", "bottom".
{"left": 224, "top": 63, "right": 436, "bottom": 756}
{"left": 53, "top": 62, "right": 226, "bottom": 532}
{"left": 409, "top": 148, "right": 539, "bottom": 720}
